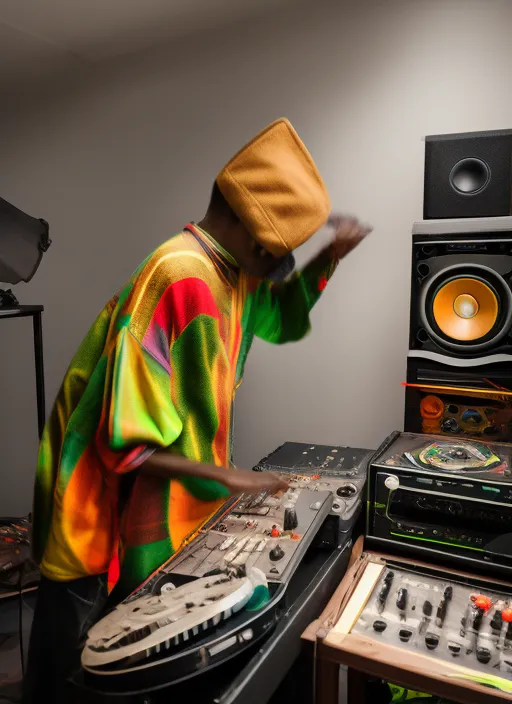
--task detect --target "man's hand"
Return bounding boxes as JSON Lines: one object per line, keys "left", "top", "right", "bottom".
{"left": 221, "top": 469, "right": 289, "bottom": 497}
{"left": 141, "top": 452, "right": 288, "bottom": 496}
{"left": 328, "top": 214, "right": 372, "bottom": 261}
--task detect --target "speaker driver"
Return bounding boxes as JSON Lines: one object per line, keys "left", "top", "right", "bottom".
{"left": 432, "top": 277, "right": 498, "bottom": 341}
{"left": 449, "top": 157, "right": 490, "bottom": 195}
{"left": 420, "top": 263, "right": 512, "bottom": 352}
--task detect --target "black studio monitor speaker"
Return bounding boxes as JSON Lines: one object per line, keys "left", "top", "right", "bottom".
{"left": 424, "top": 129, "right": 512, "bottom": 220}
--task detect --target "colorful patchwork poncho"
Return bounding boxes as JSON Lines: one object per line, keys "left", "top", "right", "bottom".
{"left": 33, "top": 224, "right": 337, "bottom": 596}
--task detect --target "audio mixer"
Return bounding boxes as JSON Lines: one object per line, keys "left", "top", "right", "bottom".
{"left": 164, "top": 484, "right": 332, "bottom": 584}
{"left": 255, "top": 442, "right": 371, "bottom": 537}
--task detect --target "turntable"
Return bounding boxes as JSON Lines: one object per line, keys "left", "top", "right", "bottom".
{"left": 80, "top": 442, "right": 371, "bottom": 698}
{"left": 81, "top": 483, "right": 333, "bottom": 690}
{"left": 367, "top": 431, "right": 512, "bottom": 577}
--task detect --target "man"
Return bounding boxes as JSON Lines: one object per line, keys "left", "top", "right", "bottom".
{"left": 24, "top": 118, "right": 371, "bottom": 702}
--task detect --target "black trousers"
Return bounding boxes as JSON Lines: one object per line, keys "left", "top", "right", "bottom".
{"left": 22, "top": 573, "right": 108, "bottom": 704}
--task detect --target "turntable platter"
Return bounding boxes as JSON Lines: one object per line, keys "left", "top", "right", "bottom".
{"left": 404, "top": 440, "right": 506, "bottom": 473}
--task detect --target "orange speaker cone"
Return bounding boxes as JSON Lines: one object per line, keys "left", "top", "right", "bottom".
{"left": 432, "top": 278, "right": 498, "bottom": 341}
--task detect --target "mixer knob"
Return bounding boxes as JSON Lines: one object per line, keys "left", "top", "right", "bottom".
{"left": 269, "top": 545, "right": 285, "bottom": 561}
{"left": 384, "top": 475, "right": 400, "bottom": 491}
{"left": 283, "top": 507, "right": 298, "bottom": 531}
{"left": 331, "top": 501, "right": 345, "bottom": 513}
{"left": 336, "top": 484, "right": 357, "bottom": 498}
{"left": 373, "top": 620, "right": 387, "bottom": 633}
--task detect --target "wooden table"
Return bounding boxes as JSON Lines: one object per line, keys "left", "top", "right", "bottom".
{"left": 302, "top": 538, "right": 512, "bottom": 704}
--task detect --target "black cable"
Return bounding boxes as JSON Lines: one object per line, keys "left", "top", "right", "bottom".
{"left": 18, "top": 565, "right": 25, "bottom": 678}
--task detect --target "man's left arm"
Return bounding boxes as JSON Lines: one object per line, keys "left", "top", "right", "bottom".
{"left": 253, "top": 215, "right": 372, "bottom": 344}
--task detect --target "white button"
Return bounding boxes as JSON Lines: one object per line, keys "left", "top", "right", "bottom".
{"left": 384, "top": 475, "right": 400, "bottom": 491}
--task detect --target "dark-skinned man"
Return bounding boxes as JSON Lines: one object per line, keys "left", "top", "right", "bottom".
{"left": 24, "top": 118, "right": 371, "bottom": 703}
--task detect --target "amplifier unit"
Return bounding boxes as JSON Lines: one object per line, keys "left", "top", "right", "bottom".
{"left": 366, "top": 431, "right": 512, "bottom": 577}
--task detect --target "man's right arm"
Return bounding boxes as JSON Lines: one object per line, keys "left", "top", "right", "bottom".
{"left": 140, "top": 452, "right": 288, "bottom": 495}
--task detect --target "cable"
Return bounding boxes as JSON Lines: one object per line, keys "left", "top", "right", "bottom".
{"left": 18, "top": 565, "right": 25, "bottom": 678}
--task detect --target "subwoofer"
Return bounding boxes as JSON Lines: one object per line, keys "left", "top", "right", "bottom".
{"left": 424, "top": 129, "right": 512, "bottom": 220}
{"left": 405, "top": 218, "right": 512, "bottom": 442}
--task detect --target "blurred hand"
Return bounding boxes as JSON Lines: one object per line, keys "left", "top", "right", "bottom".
{"left": 222, "top": 469, "right": 289, "bottom": 496}
{"left": 328, "top": 214, "right": 372, "bottom": 260}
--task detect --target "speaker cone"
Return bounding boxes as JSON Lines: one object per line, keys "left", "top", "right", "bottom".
{"left": 449, "top": 157, "right": 491, "bottom": 195}
{"left": 432, "top": 277, "right": 498, "bottom": 341}
{"left": 420, "top": 263, "right": 512, "bottom": 352}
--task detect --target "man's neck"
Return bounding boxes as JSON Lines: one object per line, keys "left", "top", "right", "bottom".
{"left": 197, "top": 216, "right": 235, "bottom": 257}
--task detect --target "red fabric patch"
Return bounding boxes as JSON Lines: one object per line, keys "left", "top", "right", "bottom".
{"left": 123, "top": 475, "right": 169, "bottom": 547}
{"left": 152, "top": 278, "right": 221, "bottom": 337}
{"left": 318, "top": 276, "right": 328, "bottom": 292}
{"left": 107, "top": 553, "right": 120, "bottom": 590}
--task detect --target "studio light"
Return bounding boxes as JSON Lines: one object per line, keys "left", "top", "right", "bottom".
{"left": 0, "top": 197, "right": 51, "bottom": 307}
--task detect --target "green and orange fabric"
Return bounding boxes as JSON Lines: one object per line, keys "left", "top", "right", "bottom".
{"left": 33, "top": 224, "right": 337, "bottom": 598}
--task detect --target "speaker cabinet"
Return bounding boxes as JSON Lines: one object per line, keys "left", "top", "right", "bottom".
{"left": 406, "top": 218, "right": 512, "bottom": 442}
{"left": 424, "top": 129, "right": 512, "bottom": 220}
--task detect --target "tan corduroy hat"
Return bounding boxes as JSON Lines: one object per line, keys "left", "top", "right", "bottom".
{"left": 216, "top": 118, "right": 331, "bottom": 257}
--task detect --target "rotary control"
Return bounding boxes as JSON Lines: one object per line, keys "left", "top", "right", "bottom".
{"left": 336, "top": 484, "right": 357, "bottom": 498}
{"left": 384, "top": 475, "right": 400, "bottom": 491}
{"left": 331, "top": 500, "right": 346, "bottom": 513}
{"left": 373, "top": 620, "right": 387, "bottom": 633}
{"left": 269, "top": 544, "right": 285, "bottom": 561}
{"left": 283, "top": 507, "right": 298, "bottom": 531}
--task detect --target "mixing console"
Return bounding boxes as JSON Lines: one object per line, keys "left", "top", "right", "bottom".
{"left": 167, "top": 484, "right": 332, "bottom": 583}
{"left": 255, "top": 442, "right": 371, "bottom": 531}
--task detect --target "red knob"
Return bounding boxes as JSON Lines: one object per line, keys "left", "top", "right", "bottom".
{"left": 474, "top": 595, "right": 492, "bottom": 611}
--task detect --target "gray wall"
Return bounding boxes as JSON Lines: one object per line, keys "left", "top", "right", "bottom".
{"left": 2, "top": 0, "right": 512, "bottom": 514}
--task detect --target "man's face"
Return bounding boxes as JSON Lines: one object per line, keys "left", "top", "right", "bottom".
{"left": 230, "top": 222, "right": 294, "bottom": 279}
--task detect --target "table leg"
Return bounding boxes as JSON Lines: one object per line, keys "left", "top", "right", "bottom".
{"left": 315, "top": 657, "right": 339, "bottom": 704}
{"left": 347, "top": 667, "right": 366, "bottom": 704}
{"left": 33, "top": 311, "right": 46, "bottom": 439}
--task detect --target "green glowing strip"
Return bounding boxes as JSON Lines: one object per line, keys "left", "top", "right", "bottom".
{"left": 447, "top": 673, "right": 512, "bottom": 694}
{"left": 390, "top": 532, "right": 484, "bottom": 552}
